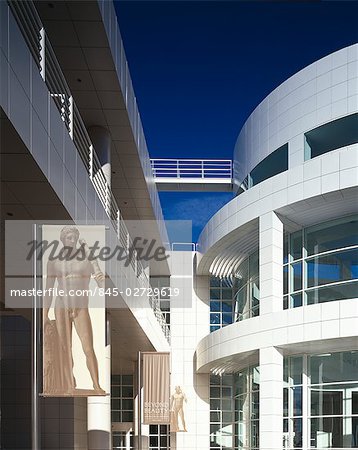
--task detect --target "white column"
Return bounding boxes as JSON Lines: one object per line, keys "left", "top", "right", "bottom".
{"left": 88, "top": 316, "right": 111, "bottom": 450}
{"left": 88, "top": 126, "right": 111, "bottom": 187}
{"left": 170, "top": 260, "right": 210, "bottom": 450}
{"left": 259, "top": 211, "right": 283, "bottom": 315}
{"left": 259, "top": 346, "right": 283, "bottom": 450}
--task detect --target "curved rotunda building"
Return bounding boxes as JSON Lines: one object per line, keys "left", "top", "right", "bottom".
{"left": 193, "top": 43, "right": 358, "bottom": 450}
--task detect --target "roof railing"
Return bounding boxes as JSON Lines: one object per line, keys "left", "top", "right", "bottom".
{"left": 8, "top": 0, "right": 170, "bottom": 343}
{"left": 151, "top": 159, "right": 232, "bottom": 179}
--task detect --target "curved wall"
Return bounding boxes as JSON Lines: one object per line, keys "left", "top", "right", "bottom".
{"left": 197, "top": 43, "right": 358, "bottom": 450}
{"left": 233, "top": 44, "right": 358, "bottom": 191}
{"left": 197, "top": 143, "right": 358, "bottom": 275}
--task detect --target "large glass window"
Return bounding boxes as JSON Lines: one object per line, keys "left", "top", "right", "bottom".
{"left": 309, "top": 352, "right": 358, "bottom": 449}
{"left": 284, "top": 356, "right": 304, "bottom": 449}
{"left": 234, "top": 366, "right": 260, "bottom": 450}
{"left": 283, "top": 215, "right": 358, "bottom": 309}
{"left": 284, "top": 351, "right": 358, "bottom": 449}
{"left": 233, "top": 251, "right": 260, "bottom": 322}
{"left": 304, "top": 113, "right": 358, "bottom": 160}
{"left": 111, "top": 375, "right": 134, "bottom": 423}
{"left": 210, "top": 277, "right": 233, "bottom": 332}
{"left": 149, "top": 424, "right": 170, "bottom": 450}
{"left": 210, "top": 374, "right": 234, "bottom": 449}
{"left": 210, "top": 366, "right": 260, "bottom": 450}
{"left": 210, "top": 250, "right": 260, "bottom": 332}
{"left": 249, "top": 144, "right": 288, "bottom": 187}
{"left": 113, "top": 431, "right": 134, "bottom": 450}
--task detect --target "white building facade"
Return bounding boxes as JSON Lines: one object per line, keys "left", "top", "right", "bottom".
{"left": 0, "top": 0, "right": 357, "bottom": 449}
{"left": 194, "top": 43, "right": 358, "bottom": 450}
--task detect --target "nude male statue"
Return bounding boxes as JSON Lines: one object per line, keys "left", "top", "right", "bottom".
{"left": 43, "top": 226, "right": 105, "bottom": 395}
{"left": 170, "top": 386, "right": 187, "bottom": 432}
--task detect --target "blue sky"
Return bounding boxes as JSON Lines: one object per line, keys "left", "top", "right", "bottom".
{"left": 114, "top": 1, "right": 358, "bottom": 242}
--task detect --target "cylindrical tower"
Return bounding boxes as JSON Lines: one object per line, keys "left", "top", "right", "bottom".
{"left": 195, "top": 43, "right": 358, "bottom": 450}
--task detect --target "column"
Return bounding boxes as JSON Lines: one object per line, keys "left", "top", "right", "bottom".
{"left": 88, "top": 126, "right": 111, "bottom": 186}
{"left": 259, "top": 211, "right": 283, "bottom": 315}
{"left": 133, "top": 358, "right": 149, "bottom": 450}
{"left": 88, "top": 316, "right": 111, "bottom": 450}
{"left": 259, "top": 346, "right": 283, "bottom": 450}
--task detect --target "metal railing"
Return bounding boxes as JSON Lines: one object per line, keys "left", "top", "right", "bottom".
{"left": 8, "top": 0, "right": 170, "bottom": 343}
{"left": 171, "top": 242, "right": 197, "bottom": 252}
{"left": 151, "top": 159, "right": 232, "bottom": 179}
{"left": 149, "top": 294, "right": 171, "bottom": 342}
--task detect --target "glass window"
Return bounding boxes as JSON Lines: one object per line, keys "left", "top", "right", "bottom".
{"left": 306, "top": 281, "right": 358, "bottom": 305}
{"left": 221, "top": 301, "right": 232, "bottom": 312}
{"left": 211, "top": 366, "right": 259, "bottom": 450}
{"left": 293, "top": 418, "right": 303, "bottom": 448}
{"left": 249, "top": 144, "right": 288, "bottom": 187}
{"left": 306, "top": 248, "right": 358, "bottom": 288}
{"left": 113, "top": 431, "right": 134, "bottom": 450}
{"left": 284, "top": 388, "right": 289, "bottom": 417}
{"left": 235, "top": 258, "right": 249, "bottom": 290}
{"left": 284, "top": 233, "right": 289, "bottom": 264}
{"left": 149, "top": 424, "right": 170, "bottom": 450}
{"left": 111, "top": 375, "right": 134, "bottom": 423}
{"left": 209, "top": 277, "right": 234, "bottom": 331}
{"left": 222, "top": 313, "right": 232, "bottom": 325}
{"left": 291, "top": 262, "right": 303, "bottom": 292}
{"left": 290, "top": 357, "right": 303, "bottom": 385}
{"left": 310, "top": 352, "right": 358, "bottom": 384}
{"left": 249, "top": 251, "right": 259, "bottom": 279}
{"left": 290, "top": 230, "right": 303, "bottom": 261}
{"left": 306, "top": 216, "right": 358, "bottom": 256}
{"left": 283, "top": 266, "right": 289, "bottom": 294}
{"left": 210, "top": 313, "right": 220, "bottom": 325}
{"left": 304, "top": 113, "right": 358, "bottom": 160}
{"left": 310, "top": 416, "right": 358, "bottom": 448}
{"left": 233, "top": 250, "right": 260, "bottom": 323}
{"left": 292, "top": 387, "right": 303, "bottom": 416}
{"left": 283, "top": 356, "right": 304, "bottom": 449}
{"left": 210, "top": 301, "right": 220, "bottom": 312}
{"left": 284, "top": 215, "right": 358, "bottom": 309}
{"left": 310, "top": 384, "right": 358, "bottom": 416}
{"left": 211, "top": 289, "right": 221, "bottom": 300}
{"left": 222, "top": 288, "right": 233, "bottom": 300}
{"left": 290, "top": 293, "right": 303, "bottom": 308}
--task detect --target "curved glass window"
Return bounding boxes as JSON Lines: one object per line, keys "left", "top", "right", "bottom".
{"left": 210, "top": 365, "right": 260, "bottom": 450}
{"left": 236, "top": 144, "right": 288, "bottom": 195}
{"left": 283, "top": 215, "right": 358, "bottom": 309}
{"left": 233, "top": 251, "right": 260, "bottom": 322}
{"left": 284, "top": 356, "right": 304, "bottom": 449}
{"left": 210, "top": 277, "right": 233, "bottom": 332}
{"left": 209, "top": 251, "right": 260, "bottom": 331}
{"left": 249, "top": 144, "right": 288, "bottom": 187}
{"left": 304, "top": 113, "right": 358, "bottom": 160}
{"left": 284, "top": 351, "right": 358, "bottom": 449}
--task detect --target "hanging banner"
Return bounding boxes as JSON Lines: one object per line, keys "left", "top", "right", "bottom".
{"left": 143, "top": 352, "right": 170, "bottom": 424}
{"left": 41, "top": 224, "right": 108, "bottom": 397}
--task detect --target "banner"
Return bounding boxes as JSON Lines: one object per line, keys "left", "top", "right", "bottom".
{"left": 41, "top": 224, "right": 108, "bottom": 397}
{"left": 143, "top": 352, "right": 170, "bottom": 424}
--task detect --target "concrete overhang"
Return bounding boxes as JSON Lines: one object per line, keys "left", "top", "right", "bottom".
{"left": 196, "top": 218, "right": 259, "bottom": 277}
{"left": 1, "top": 111, "right": 168, "bottom": 362}
{"left": 34, "top": 0, "right": 169, "bottom": 275}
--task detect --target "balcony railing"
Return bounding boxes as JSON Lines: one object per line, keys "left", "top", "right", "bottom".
{"left": 8, "top": 0, "right": 170, "bottom": 343}
{"left": 151, "top": 159, "right": 232, "bottom": 179}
